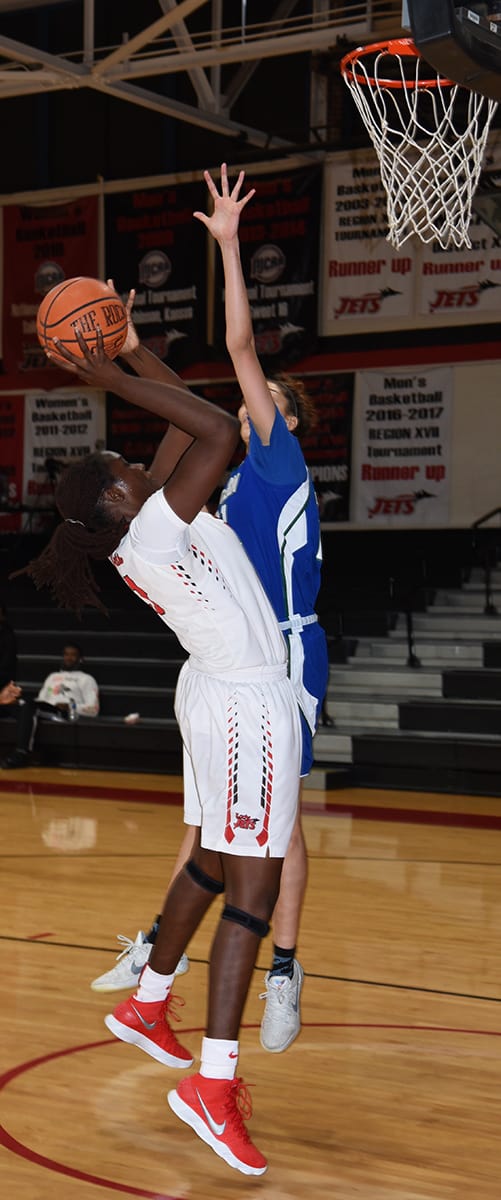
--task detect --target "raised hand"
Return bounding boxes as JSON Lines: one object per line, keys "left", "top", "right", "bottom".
{"left": 107, "top": 278, "right": 139, "bottom": 356}
{"left": 193, "top": 162, "right": 255, "bottom": 243}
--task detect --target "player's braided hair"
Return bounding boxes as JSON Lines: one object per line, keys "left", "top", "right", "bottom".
{"left": 268, "top": 372, "right": 317, "bottom": 440}
{"left": 12, "top": 453, "right": 127, "bottom": 614}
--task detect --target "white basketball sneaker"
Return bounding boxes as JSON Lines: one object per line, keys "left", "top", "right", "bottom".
{"left": 90, "top": 931, "right": 189, "bottom": 992}
{"left": 259, "top": 959, "right": 304, "bottom": 1053}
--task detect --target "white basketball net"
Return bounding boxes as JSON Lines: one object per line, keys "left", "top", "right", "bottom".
{"left": 341, "top": 41, "right": 498, "bottom": 250}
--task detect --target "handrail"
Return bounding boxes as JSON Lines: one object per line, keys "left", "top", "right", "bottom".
{"left": 471, "top": 516, "right": 501, "bottom": 614}
{"left": 472, "top": 507, "right": 501, "bottom": 528}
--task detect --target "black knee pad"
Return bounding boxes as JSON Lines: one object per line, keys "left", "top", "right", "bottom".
{"left": 222, "top": 903, "right": 270, "bottom": 939}
{"left": 185, "top": 858, "right": 224, "bottom": 895}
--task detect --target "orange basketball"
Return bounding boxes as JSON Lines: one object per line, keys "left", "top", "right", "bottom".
{"left": 36, "top": 276, "right": 128, "bottom": 364}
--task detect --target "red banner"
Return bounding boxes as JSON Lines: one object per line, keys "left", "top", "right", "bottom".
{"left": 1, "top": 196, "right": 99, "bottom": 388}
{"left": 0, "top": 393, "right": 24, "bottom": 531}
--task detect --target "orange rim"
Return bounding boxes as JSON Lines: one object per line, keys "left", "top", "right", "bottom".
{"left": 340, "top": 37, "right": 455, "bottom": 90}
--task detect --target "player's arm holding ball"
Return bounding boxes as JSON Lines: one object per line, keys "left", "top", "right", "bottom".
{"left": 107, "top": 279, "right": 195, "bottom": 484}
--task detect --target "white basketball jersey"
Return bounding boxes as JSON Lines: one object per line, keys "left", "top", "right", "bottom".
{"left": 110, "top": 488, "right": 287, "bottom": 678}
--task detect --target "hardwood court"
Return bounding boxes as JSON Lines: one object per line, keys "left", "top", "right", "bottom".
{"left": 1, "top": 769, "right": 500, "bottom": 1199}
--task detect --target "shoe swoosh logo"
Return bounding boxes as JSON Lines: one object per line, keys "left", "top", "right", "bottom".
{"left": 131, "top": 1003, "right": 157, "bottom": 1030}
{"left": 130, "top": 962, "right": 143, "bottom": 975}
{"left": 196, "top": 1090, "right": 226, "bottom": 1137}
{"left": 228, "top": 1051, "right": 238, "bottom": 1059}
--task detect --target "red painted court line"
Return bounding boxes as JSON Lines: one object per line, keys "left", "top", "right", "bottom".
{"left": 26, "top": 932, "right": 54, "bottom": 940}
{"left": 0, "top": 1126, "right": 178, "bottom": 1200}
{"left": 1, "top": 777, "right": 501, "bottom": 831}
{"left": 303, "top": 799, "right": 501, "bottom": 831}
{"left": 0, "top": 1038, "right": 179, "bottom": 1199}
{"left": 1, "top": 1024, "right": 499, "bottom": 1196}
{"left": 0, "top": 779, "right": 184, "bottom": 805}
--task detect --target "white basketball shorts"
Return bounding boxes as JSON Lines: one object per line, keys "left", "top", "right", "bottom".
{"left": 174, "top": 661, "right": 302, "bottom": 858}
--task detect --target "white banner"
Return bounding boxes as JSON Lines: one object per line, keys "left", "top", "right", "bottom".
{"left": 418, "top": 235, "right": 501, "bottom": 317}
{"left": 320, "top": 137, "right": 501, "bottom": 335}
{"left": 351, "top": 367, "right": 452, "bottom": 525}
{"left": 22, "top": 388, "right": 105, "bottom": 528}
{"left": 321, "top": 156, "right": 415, "bottom": 333}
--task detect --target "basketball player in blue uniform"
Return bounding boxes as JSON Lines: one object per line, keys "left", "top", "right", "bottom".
{"left": 198, "top": 164, "right": 329, "bottom": 1051}
{"left": 91, "top": 164, "right": 329, "bottom": 1056}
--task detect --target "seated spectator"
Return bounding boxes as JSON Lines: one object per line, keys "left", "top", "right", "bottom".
{"left": 1, "top": 642, "right": 99, "bottom": 769}
{"left": 0, "top": 604, "right": 17, "bottom": 690}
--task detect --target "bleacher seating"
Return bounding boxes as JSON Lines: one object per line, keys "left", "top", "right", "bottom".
{"left": 2, "top": 526, "right": 501, "bottom": 791}
{"left": 0, "top": 540, "right": 186, "bottom": 773}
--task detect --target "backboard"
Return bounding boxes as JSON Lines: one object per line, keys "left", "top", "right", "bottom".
{"left": 406, "top": 1, "right": 501, "bottom": 101}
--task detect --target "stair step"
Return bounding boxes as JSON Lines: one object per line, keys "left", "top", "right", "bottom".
{"left": 405, "top": 614, "right": 501, "bottom": 634}
{"left": 400, "top": 698, "right": 501, "bottom": 735}
{"left": 434, "top": 590, "right": 500, "bottom": 609}
{"left": 351, "top": 654, "right": 481, "bottom": 669}
{"left": 328, "top": 667, "right": 442, "bottom": 695}
{"left": 304, "top": 766, "right": 354, "bottom": 790}
{"left": 391, "top": 626, "right": 501, "bottom": 642}
{"left": 325, "top": 698, "right": 399, "bottom": 726}
{"left": 313, "top": 729, "right": 353, "bottom": 762}
{"left": 353, "top": 638, "right": 483, "bottom": 663}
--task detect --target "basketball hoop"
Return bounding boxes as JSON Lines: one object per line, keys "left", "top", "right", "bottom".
{"left": 340, "top": 38, "right": 498, "bottom": 250}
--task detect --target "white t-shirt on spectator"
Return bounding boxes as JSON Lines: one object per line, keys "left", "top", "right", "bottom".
{"left": 37, "top": 670, "right": 99, "bottom": 716}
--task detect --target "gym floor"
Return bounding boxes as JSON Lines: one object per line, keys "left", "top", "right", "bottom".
{"left": 1, "top": 767, "right": 500, "bottom": 1199}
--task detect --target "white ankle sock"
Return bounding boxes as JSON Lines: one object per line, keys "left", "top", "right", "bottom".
{"left": 134, "top": 963, "right": 175, "bottom": 1002}
{"left": 200, "top": 1036, "right": 239, "bottom": 1080}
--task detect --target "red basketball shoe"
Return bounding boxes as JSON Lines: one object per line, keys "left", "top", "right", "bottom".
{"left": 104, "top": 993, "right": 193, "bottom": 1068}
{"left": 168, "top": 1072, "right": 267, "bottom": 1175}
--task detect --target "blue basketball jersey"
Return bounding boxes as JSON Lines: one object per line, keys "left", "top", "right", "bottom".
{"left": 217, "top": 410, "right": 329, "bottom": 773}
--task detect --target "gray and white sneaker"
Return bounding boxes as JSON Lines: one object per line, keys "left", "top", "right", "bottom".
{"left": 90, "top": 931, "right": 189, "bottom": 992}
{"left": 259, "top": 959, "right": 304, "bottom": 1053}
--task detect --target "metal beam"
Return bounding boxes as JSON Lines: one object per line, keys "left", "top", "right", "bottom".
{"left": 158, "top": 0, "right": 216, "bottom": 111}
{"left": 90, "top": 75, "right": 293, "bottom": 148}
{"left": 99, "top": 24, "right": 346, "bottom": 81}
{"left": 0, "top": 71, "right": 75, "bottom": 95}
{"left": 0, "top": 33, "right": 88, "bottom": 77}
{"left": 83, "top": 0, "right": 95, "bottom": 69}
{"left": 94, "top": 0, "right": 208, "bottom": 73}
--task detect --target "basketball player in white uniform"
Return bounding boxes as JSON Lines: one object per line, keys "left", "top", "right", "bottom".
{"left": 23, "top": 325, "right": 302, "bottom": 1177}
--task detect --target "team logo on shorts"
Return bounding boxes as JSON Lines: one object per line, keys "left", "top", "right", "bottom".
{"left": 234, "top": 813, "right": 259, "bottom": 830}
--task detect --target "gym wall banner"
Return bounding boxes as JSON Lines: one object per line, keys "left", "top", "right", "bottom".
{"left": 320, "top": 148, "right": 501, "bottom": 337}
{"left": 350, "top": 366, "right": 452, "bottom": 526}
{"left": 179, "top": 373, "right": 353, "bottom": 522}
{"left": 109, "top": 378, "right": 245, "bottom": 480}
{"left": 0, "top": 394, "right": 24, "bottom": 532}
{"left": 299, "top": 373, "right": 353, "bottom": 523}
{"left": 107, "top": 397, "right": 168, "bottom": 468}
{"left": 22, "top": 387, "right": 105, "bottom": 532}
{"left": 212, "top": 167, "right": 322, "bottom": 365}
{"left": 1, "top": 196, "right": 99, "bottom": 389}
{"left": 105, "top": 182, "right": 207, "bottom": 372}
{"left": 320, "top": 154, "right": 415, "bottom": 337}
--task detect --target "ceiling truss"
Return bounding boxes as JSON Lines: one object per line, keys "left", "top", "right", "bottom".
{"left": 0, "top": 1, "right": 404, "bottom": 149}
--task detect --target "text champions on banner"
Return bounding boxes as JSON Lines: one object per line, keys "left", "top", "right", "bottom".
{"left": 299, "top": 374, "right": 353, "bottom": 523}
{"left": 105, "top": 183, "right": 207, "bottom": 372}
{"left": 2, "top": 197, "right": 99, "bottom": 388}
{"left": 351, "top": 367, "right": 452, "bottom": 526}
